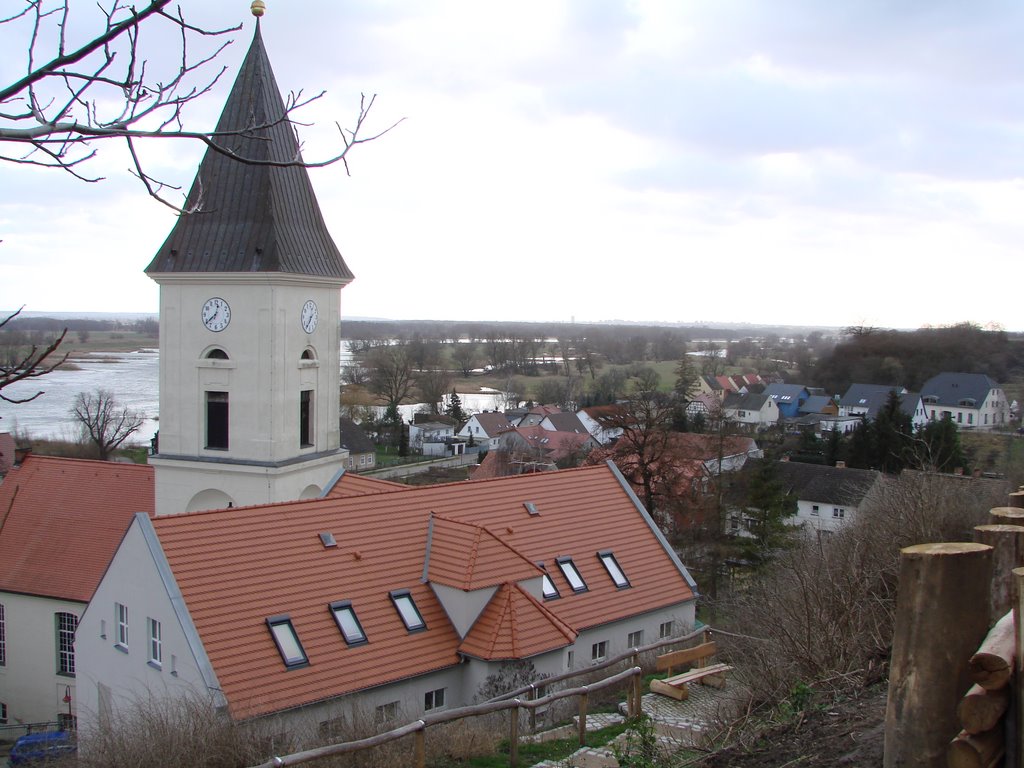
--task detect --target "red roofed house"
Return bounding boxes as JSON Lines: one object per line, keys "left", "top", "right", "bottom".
{"left": 76, "top": 462, "right": 697, "bottom": 732}
{"left": 456, "top": 411, "right": 513, "bottom": 449}
{"left": 0, "top": 455, "right": 154, "bottom": 728}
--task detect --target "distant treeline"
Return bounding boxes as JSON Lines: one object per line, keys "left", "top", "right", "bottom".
{"left": 1, "top": 315, "right": 158, "bottom": 335}
{"left": 812, "top": 323, "right": 1024, "bottom": 393}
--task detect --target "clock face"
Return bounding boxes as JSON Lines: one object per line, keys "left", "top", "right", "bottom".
{"left": 201, "top": 297, "right": 231, "bottom": 332}
{"left": 301, "top": 300, "right": 318, "bottom": 333}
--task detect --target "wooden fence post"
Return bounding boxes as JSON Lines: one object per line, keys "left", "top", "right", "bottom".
{"left": 990, "top": 507, "right": 1024, "bottom": 527}
{"left": 413, "top": 727, "right": 425, "bottom": 768}
{"left": 973, "top": 525, "right": 1024, "bottom": 621}
{"left": 631, "top": 654, "right": 642, "bottom": 719}
{"left": 528, "top": 684, "right": 537, "bottom": 734}
{"left": 509, "top": 700, "right": 520, "bottom": 768}
{"left": 1013, "top": 567, "right": 1024, "bottom": 768}
{"left": 1007, "top": 490, "right": 1024, "bottom": 509}
{"left": 578, "top": 691, "right": 589, "bottom": 746}
{"left": 884, "top": 542, "right": 993, "bottom": 768}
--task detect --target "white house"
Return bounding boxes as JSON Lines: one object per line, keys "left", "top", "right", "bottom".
{"left": 76, "top": 463, "right": 698, "bottom": 736}
{"left": 0, "top": 455, "right": 153, "bottom": 730}
{"left": 837, "top": 384, "right": 928, "bottom": 430}
{"left": 575, "top": 407, "right": 625, "bottom": 445}
{"left": 776, "top": 460, "right": 884, "bottom": 533}
{"left": 920, "top": 373, "right": 1010, "bottom": 430}
{"left": 457, "top": 412, "right": 513, "bottom": 448}
{"left": 721, "top": 392, "right": 779, "bottom": 430}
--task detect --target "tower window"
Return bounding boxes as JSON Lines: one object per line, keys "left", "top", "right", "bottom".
{"left": 300, "top": 390, "right": 314, "bottom": 448}
{"left": 206, "top": 391, "right": 229, "bottom": 450}
{"left": 206, "top": 348, "right": 229, "bottom": 360}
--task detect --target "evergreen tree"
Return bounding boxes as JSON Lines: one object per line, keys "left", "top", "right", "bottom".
{"left": 740, "top": 459, "right": 799, "bottom": 565}
{"left": 846, "top": 417, "right": 874, "bottom": 469}
{"left": 873, "top": 390, "right": 914, "bottom": 474}
{"left": 673, "top": 353, "right": 700, "bottom": 401}
{"left": 916, "top": 414, "right": 967, "bottom": 473}
{"left": 445, "top": 389, "right": 467, "bottom": 423}
{"left": 825, "top": 425, "right": 844, "bottom": 466}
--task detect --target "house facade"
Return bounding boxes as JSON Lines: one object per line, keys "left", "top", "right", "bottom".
{"left": 920, "top": 372, "right": 1009, "bottom": 430}
{"left": 838, "top": 384, "right": 928, "bottom": 430}
{"left": 457, "top": 412, "right": 513, "bottom": 448}
{"left": 76, "top": 463, "right": 697, "bottom": 735}
{"left": 721, "top": 392, "right": 779, "bottom": 429}
{"left": 776, "top": 460, "right": 884, "bottom": 533}
{"left": 0, "top": 456, "right": 153, "bottom": 729}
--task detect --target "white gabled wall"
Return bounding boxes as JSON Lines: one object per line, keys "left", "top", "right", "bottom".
{"left": 76, "top": 515, "right": 220, "bottom": 739}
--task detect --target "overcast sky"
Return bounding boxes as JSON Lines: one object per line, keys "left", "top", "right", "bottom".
{"left": 1, "top": 1, "right": 1022, "bottom": 331}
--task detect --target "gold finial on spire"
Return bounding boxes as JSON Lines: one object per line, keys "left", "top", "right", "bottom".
{"left": 251, "top": 0, "right": 266, "bottom": 17}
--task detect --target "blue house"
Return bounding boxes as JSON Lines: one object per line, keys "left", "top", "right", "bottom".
{"left": 763, "top": 383, "right": 811, "bottom": 419}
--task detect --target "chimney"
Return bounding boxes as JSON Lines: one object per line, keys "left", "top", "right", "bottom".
{"left": 835, "top": 460, "right": 846, "bottom": 469}
{"left": 14, "top": 446, "right": 30, "bottom": 465}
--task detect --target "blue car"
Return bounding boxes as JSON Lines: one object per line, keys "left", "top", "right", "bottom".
{"left": 7, "top": 731, "right": 76, "bottom": 765}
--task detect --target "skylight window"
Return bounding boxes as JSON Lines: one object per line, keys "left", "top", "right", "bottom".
{"left": 557, "top": 556, "right": 588, "bottom": 593}
{"left": 598, "top": 551, "right": 630, "bottom": 589}
{"left": 537, "top": 563, "right": 560, "bottom": 601}
{"left": 266, "top": 616, "right": 308, "bottom": 668}
{"left": 390, "top": 590, "right": 426, "bottom": 632}
{"left": 330, "top": 601, "right": 367, "bottom": 645}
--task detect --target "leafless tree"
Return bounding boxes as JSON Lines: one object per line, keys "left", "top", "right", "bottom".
{"left": 1, "top": 0, "right": 399, "bottom": 211}
{"left": 71, "top": 388, "right": 145, "bottom": 460}
{"left": 0, "top": 307, "right": 67, "bottom": 404}
{"left": 451, "top": 342, "right": 479, "bottom": 377}
{"left": 367, "top": 345, "right": 415, "bottom": 410}
{"left": 416, "top": 368, "right": 452, "bottom": 415}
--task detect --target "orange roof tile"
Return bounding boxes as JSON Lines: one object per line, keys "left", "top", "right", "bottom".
{"left": 149, "top": 462, "right": 695, "bottom": 719}
{"left": 458, "top": 582, "right": 576, "bottom": 661}
{"left": 0, "top": 456, "right": 153, "bottom": 602}
{"left": 426, "top": 515, "right": 542, "bottom": 590}
{"left": 323, "top": 470, "right": 406, "bottom": 499}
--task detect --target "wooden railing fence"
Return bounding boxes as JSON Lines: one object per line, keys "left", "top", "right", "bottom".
{"left": 250, "top": 625, "right": 710, "bottom": 768}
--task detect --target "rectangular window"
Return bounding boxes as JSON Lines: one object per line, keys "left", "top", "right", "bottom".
{"left": 330, "top": 602, "right": 367, "bottom": 646}
{"left": 591, "top": 640, "right": 607, "bottom": 662}
{"left": 206, "top": 391, "right": 229, "bottom": 450}
{"left": 567, "top": 650, "right": 574, "bottom": 669}
{"left": 968, "top": 413, "right": 974, "bottom": 425}
{"left": 598, "top": 551, "right": 630, "bottom": 589}
{"left": 115, "top": 603, "right": 129, "bottom": 649}
{"left": 300, "top": 390, "right": 313, "bottom": 447}
{"left": 266, "top": 616, "right": 308, "bottom": 668}
{"left": 957, "top": 412, "right": 963, "bottom": 424}
{"left": 56, "top": 612, "right": 77, "bottom": 675}
{"left": 557, "top": 557, "right": 588, "bottom": 593}
{"left": 375, "top": 701, "right": 399, "bottom": 724}
{"left": 0, "top": 702, "right": 6, "bottom": 724}
{"left": 148, "top": 618, "right": 162, "bottom": 666}
{"left": 811, "top": 505, "right": 819, "bottom": 516}
{"left": 659, "top": 621, "right": 673, "bottom": 639}
{"left": 833, "top": 507, "right": 845, "bottom": 519}
{"left": 390, "top": 590, "right": 426, "bottom": 632}
{"left": 424, "top": 687, "right": 446, "bottom": 711}
{"left": 0, "top": 603, "right": 5, "bottom": 666}
{"left": 627, "top": 630, "right": 644, "bottom": 648}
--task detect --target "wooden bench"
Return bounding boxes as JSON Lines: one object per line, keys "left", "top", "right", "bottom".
{"left": 649, "top": 636, "right": 732, "bottom": 701}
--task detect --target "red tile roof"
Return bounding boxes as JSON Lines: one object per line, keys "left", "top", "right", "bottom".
{"left": 426, "top": 515, "right": 542, "bottom": 590}
{"left": 458, "top": 582, "right": 577, "bottom": 661}
{"left": 0, "top": 456, "right": 154, "bottom": 602}
{"left": 323, "top": 470, "right": 406, "bottom": 499}
{"left": 148, "top": 462, "right": 694, "bottom": 719}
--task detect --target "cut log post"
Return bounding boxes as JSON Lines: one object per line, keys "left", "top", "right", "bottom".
{"left": 1007, "top": 490, "right": 1024, "bottom": 509}
{"left": 883, "top": 542, "right": 993, "bottom": 768}
{"left": 947, "top": 727, "right": 1005, "bottom": 768}
{"left": 957, "top": 683, "right": 1010, "bottom": 734}
{"left": 974, "top": 525, "right": 1024, "bottom": 620}
{"left": 967, "top": 611, "right": 1015, "bottom": 691}
{"left": 990, "top": 506, "right": 1024, "bottom": 527}
{"left": 1014, "top": 567, "right": 1024, "bottom": 768}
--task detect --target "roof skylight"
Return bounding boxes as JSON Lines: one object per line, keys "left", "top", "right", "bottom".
{"left": 598, "top": 550, "right": 630, "bottom": 589}
{"left": 557, "top": 556, "right": 588, "bottom": 593}
{"left": 266, "top": 616, "right": 308, "bottom": 668}
{"left": 330, "top": 601, "right": 367, "bottom": 646}
{"left": 390, "top": 590, "right": 426, "bottom": 632}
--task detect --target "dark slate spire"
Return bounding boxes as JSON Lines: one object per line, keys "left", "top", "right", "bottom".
{"left": 146, "top": 22, "right": 353, "bottom": 280}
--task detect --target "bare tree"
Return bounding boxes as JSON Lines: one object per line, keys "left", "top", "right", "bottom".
{"left": 0, "top": 307, "right": 67, "bottom": 404}
{"left": 451, "top": 342, "right": 479, "bottom": 377}
{"left": 1, "top": 1, "right": 398, "bottom": 210}
{"left": 367, "top": 345, "right": 415, "bottom": 410}
{"left": 416, "top": 368, "right": 452, "bottom": 415}
{"left": 71, "top": 388, "right": 145, "bottom": 460}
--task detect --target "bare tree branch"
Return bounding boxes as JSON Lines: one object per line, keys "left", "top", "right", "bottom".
{"left": 1, "top": 1, "right": 400, "bottom": 210}
{"left": 0, "top": 307, "right": 67, "bottom": 405}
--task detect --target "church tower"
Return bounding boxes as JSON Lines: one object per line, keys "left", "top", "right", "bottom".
{"left": 146, "top": 10, "right": 353, "bottom": 515}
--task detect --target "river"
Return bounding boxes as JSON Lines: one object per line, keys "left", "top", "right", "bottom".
{"left": 0, "top": 350, "right": 502, "bottom": 443}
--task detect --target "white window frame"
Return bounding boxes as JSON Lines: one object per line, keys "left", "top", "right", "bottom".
{"left": 811, "top": 504, "right": 819, "bottom": 516}
{"left": 424, "top": 687, "right": 446, "bottom": 712}
{"left": 627, "top": 630, "right": 644, "bottom": 648}
{"left": 330, "top": 601, "right": 368, "bottom": 646}
{"left": 266, "top": 616, "right": 308, "bottom": 668}
{"left": 557, "top": 556, "right": 588, "bottom": 593}
{"left": 115, "top": 602, "right": 129, "bottom": 649}
{"left": 591, "top": 640, "right": 607, "bottom": 662}
{"left": 659, "top": 620, "right": 673, "bottom": 639}
{"left": 540, "top": 569, "right": 560, "bottom": 600}
{"left": 56, "top": 612, "right": 77, "bottom": 676}
{"left": 147, "top": 617, "right": 162, "bottom": 667}
{"left": 833, "top": 507, "right": 845, "bottom": 519}
{"left": 375, "top": 701, "right": 399, "bottom": 724}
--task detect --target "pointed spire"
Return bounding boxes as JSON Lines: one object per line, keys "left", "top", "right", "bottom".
{"left": 146, "top": 20, "right": 353, "bottom": 281}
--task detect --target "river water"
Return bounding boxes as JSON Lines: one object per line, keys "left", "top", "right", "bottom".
{"left": 0, "top": 350, "right": 502, "bottom": 443}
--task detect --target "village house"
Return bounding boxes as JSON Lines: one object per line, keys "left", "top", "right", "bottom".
{"left": 75, "top": 463, "right": 698, "bottom": 734}
{"left": 720, "top": 392, "right": 779, "bottom": 430}
{"left": 456, "top": 411, "right": 513, "bottom": 448}
{"left": 0, "top": 455, "right": 154, "bottom": 728}
{"left": 919, "top": 372, "right": 1009, "bottom": 430}
{"left": 575, "top": 406, "right": 626, "bottom": 445}
{"left": 497, "top": 426, "right": 598, "bottom": 466}
{"left": 837, "top": 384, "right": 929, "bottom": 430}
{"left": 338, "top": 418, "right": 376, "bottom": 471}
